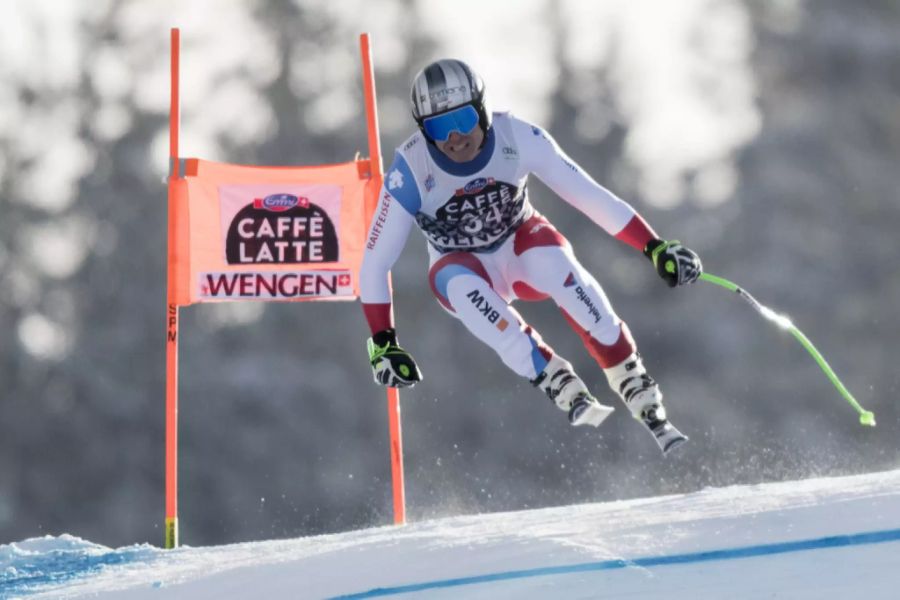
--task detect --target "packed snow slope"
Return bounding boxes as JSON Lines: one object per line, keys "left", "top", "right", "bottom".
{"left": 3, "top": 469, "right": 900, "bottom": 599}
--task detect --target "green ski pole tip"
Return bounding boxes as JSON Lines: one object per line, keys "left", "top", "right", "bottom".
{"left": 860, "top": 411, "right": 876, "bottom": 427}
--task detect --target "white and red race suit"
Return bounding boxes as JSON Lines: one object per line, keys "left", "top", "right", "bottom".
{"left": 360, "top": 112, "right": 657, "bottom": 380}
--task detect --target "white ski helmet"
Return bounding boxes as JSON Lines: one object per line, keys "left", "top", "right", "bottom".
{"left": 410, "top": 59, "right": 491, "bottom": 143}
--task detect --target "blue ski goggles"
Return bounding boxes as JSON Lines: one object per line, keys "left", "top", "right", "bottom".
{"left": 422, "top": 105, "right": 480, "bottom": 142}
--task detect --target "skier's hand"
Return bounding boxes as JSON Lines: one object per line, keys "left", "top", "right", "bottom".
{"left": 366, "top": 328, "right": 423, "bottom": 388}
{"left": 644, "top": 239, "right": 702, "bottom": 287}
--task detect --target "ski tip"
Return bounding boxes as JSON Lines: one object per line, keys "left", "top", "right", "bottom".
{"left": 661, "top": 435, "right": 689, "bottom": 456}
{"left": 570, "top": 404, "right": 615, "bottom": 428}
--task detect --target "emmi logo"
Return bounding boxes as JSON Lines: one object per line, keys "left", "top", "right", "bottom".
{"left": 459, "top": 177, "right": 495, "bottom": 196}
{"left": 252, "top": 193, "right": 309, "bottom": 212}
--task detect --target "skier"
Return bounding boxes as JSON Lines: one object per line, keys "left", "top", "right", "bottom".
{"left": 360, "top": 59, "right": 702, "bottom": 454}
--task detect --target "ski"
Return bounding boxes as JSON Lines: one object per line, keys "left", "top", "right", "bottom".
{"left": 568, "top": 394, "right": 615, "bottom": 427}
{"left": 643, "top": 410, "right": 689, "bottom": 456}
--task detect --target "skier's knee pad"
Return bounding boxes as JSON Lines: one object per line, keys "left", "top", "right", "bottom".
{"left": 588, "top": 321, "right": 636, "bottom": 368}
{"left": 589, "top": 318, "right": 626, "bottom": 347}
{"left": 561, "top": 311, "right": 637, "bottom": 369}
{"left": 429, "top": 252, "right": 493, "bottom": 313}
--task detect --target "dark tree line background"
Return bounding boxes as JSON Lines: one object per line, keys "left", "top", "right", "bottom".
{"left": 1, "top": 0, "right": 898, "bottom": 548}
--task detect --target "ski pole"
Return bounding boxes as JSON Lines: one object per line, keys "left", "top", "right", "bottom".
{"left": 667, "top": 263, "right": 875, "bottom": 427}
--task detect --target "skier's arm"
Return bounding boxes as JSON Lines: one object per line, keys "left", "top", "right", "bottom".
{"left": 359, "top": 151, "right": 423, "bottom": 387}
{"left": 359, "top": 183, "right": 415, "bottom": 333}
{"left": 361, "top": 210, "right": 424, "bottom": 386}
{"left": 516, "top": 120, "right": 702, "bottom": 286}
{"left": 516, "top": 122, "right": 657, "bottom": 252}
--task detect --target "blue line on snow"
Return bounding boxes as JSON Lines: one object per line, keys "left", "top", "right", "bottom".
{"left": 0, "top": 545, "right": 157, "bottom": 597}
{"left": 333, "top": 527, "right": 900, "bottom": 598}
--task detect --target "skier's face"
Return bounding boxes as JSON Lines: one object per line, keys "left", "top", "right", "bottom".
{"left": 436, "top": 126, "right": 485, "bottom": 163}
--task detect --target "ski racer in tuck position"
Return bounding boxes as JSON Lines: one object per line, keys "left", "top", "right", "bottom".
{"left": 360, "top": 59, "right": 703, "bottom": 454}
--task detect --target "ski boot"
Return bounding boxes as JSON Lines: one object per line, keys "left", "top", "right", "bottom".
{"left": 533, "top": 354, "right": 614, "bottom": 427}
{"left": 604, "top": 353, "right": 688, "bottom": 455}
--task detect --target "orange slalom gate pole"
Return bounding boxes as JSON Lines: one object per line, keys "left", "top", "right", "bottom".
{"left": 386, "top": 387, "right": 405, "bottom": 523}
{"left": 360, "top": 33, "right": 383, "bottom": 176}
{"left": 164, "top": 27, "right": 181, "bottom": 549}
{"left": 360, "top": 33, "right": 406, "bottom": 525}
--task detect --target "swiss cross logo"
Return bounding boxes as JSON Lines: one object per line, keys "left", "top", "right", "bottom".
{"left": 337, "top": 274, "right": 351, "bottom": 286}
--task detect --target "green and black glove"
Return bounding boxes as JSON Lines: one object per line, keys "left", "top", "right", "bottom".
{"left": 366, "top": 328, "right": 423, "bottom": 388}
{"left": 644, "top": 239, "right": 703, "bottom": 287}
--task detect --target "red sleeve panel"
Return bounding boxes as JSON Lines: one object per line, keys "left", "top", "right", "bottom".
{"left": 362, "top": 302, "right": 394, "bottom": 334}
{"left": 615, "top": 214, "right": 658, "bottom": 252}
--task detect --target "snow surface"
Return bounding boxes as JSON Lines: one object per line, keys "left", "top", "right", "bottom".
{"left": 3, "top": 469, "right": 900, "bottom": 599}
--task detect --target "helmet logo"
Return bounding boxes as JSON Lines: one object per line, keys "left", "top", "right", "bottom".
{"left": 420, "top": 85, "right": 470, "bottom": 113}
{"left": 427, "top": 85, "right": 467, "bottom": 100}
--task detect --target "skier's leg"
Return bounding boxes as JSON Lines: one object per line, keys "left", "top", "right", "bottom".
{"left": 510, "top": 216, "right": 622, "bottom": 347}
{"left": 515, "top": 241, "right": 660, "bottom": 415}
{"left": 511, "top": 216, "right": 686, "bottom": 449}
{"left": 429, "top": 252, "right": 612, "bottom": 426}
{"left": 511, "top": 216, "right": 634, "bottom": 366}
{"left": 429, "top": 252, "right": 551, "bottom": 380}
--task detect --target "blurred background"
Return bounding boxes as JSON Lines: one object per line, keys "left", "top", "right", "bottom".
{"left": 1, "top": 0, "right": 898, "bottom": 548}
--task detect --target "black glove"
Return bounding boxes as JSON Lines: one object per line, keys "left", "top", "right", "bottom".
{"left": 366, "top": 328, "right": 423, "bottom": 388}
{"left": 644, "top": 239, "right": 702, "bottom": 287}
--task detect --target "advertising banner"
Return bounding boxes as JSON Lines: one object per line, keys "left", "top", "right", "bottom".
{"left": 173, "top": 158, "right": 374, "bottom": 304}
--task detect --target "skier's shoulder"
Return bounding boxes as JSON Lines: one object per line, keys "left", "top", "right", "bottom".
{"left": 391, "top": 130, "right": 430, "bottom": 178}
{"left": 397, "top": 129, "right": 426, "bottom": 158}
{"left": 495, "top": 110, "right": 528, "bottom": 127}
{"left": 489, "top": 110, "right": 521, "bottom": 137}
{"left": 384, "top": 131, "right": 425, "bottom": 215}
{"left": 388, "top": 128, "right": 427, "bottom": 178}
{"left": 496, "top": 111, "right": 553, "bottom": 145}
